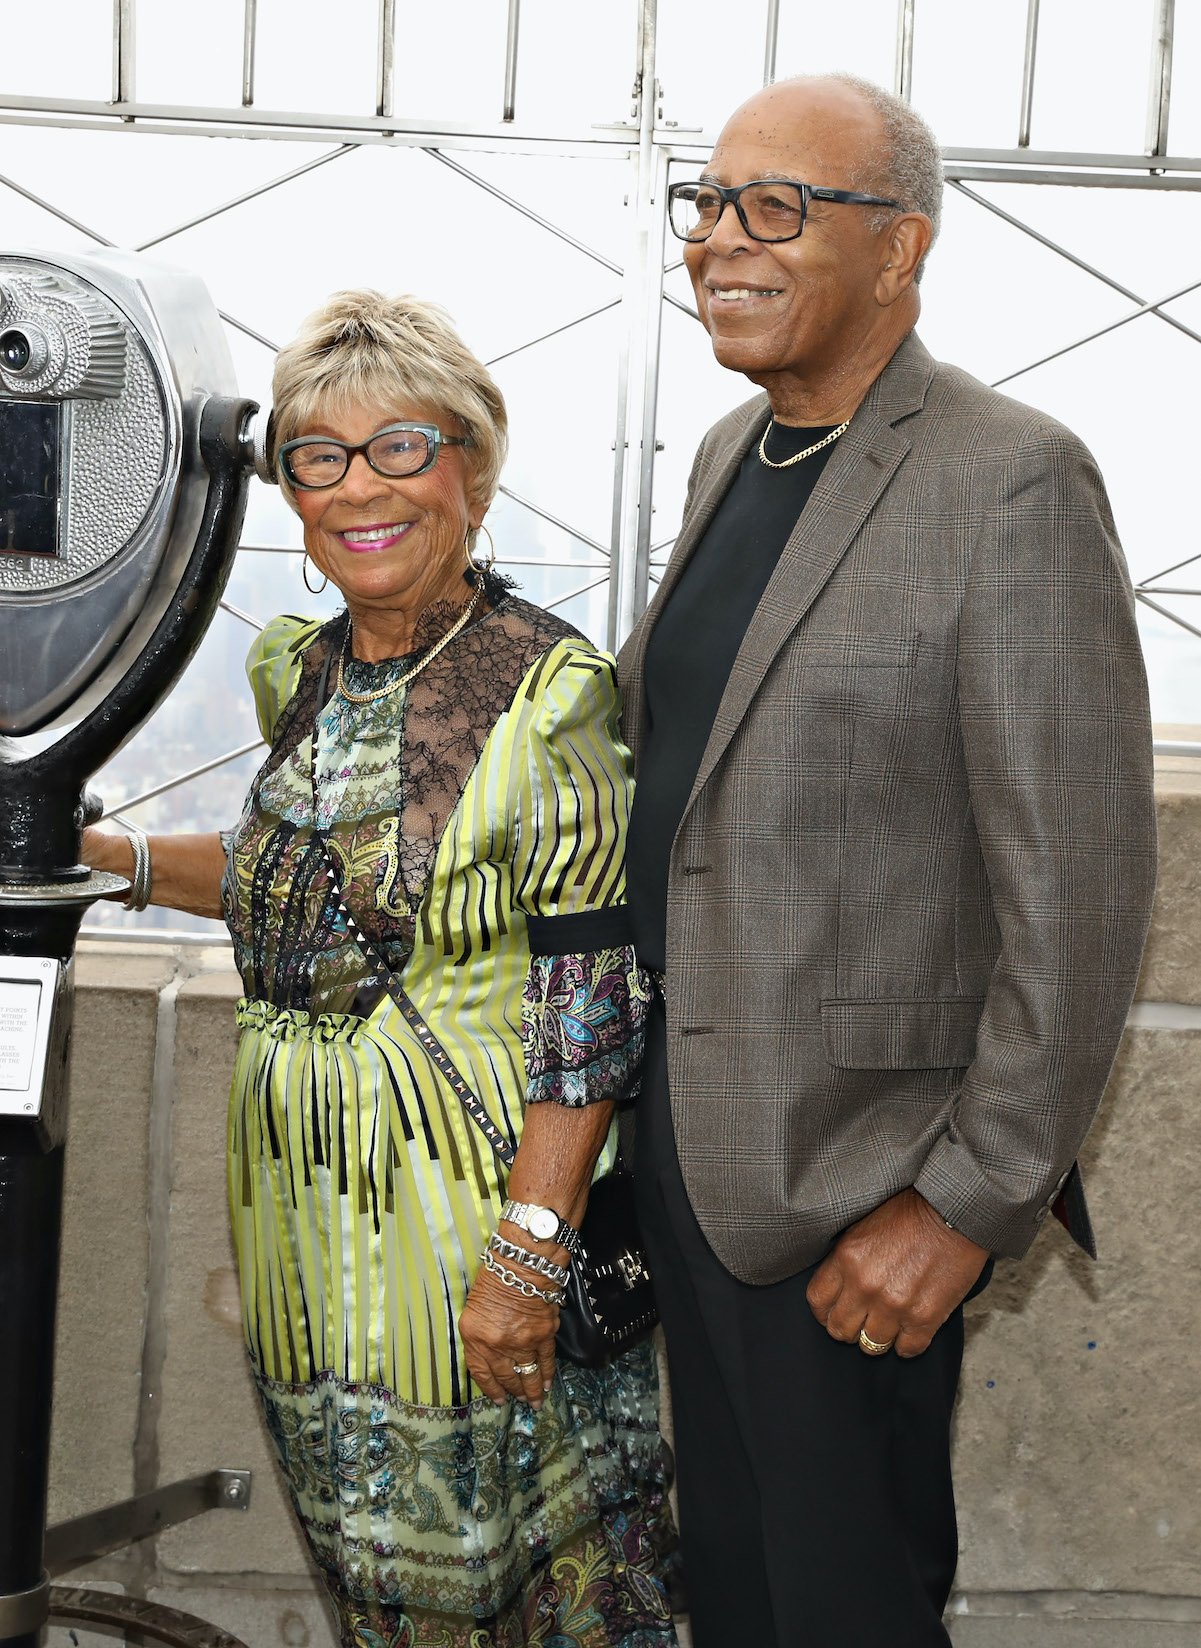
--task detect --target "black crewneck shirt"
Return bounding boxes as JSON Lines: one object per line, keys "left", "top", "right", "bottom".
{"left": 627, "top": 418, "right": 842, "bottom": 973}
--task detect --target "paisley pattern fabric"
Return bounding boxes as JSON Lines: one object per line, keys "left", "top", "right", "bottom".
{"left": 222, "top": 597, "right": 677, "bottom": 1646}
{"left": 257, "top": 1345, "right": 676, "bottom": 1648}
{"left": 522, "top": 949, "right": 653, "bottom": 1106}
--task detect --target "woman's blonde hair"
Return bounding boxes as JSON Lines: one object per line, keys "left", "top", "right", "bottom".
{"left": 270, "top": 290, "right": 508, "bottom": 511}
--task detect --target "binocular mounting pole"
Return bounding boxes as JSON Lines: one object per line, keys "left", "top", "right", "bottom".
{"left": 0, "top": 396, "right": 255, "bottom": 1647}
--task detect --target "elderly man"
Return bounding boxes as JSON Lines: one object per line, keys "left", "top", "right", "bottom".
{"left": 620, "top": 73, "right": 1157, "bottom": 1645}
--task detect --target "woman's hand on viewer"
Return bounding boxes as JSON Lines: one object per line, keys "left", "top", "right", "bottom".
{"left": 82, "top": 825, "right": 137, "bottom": 898}
{"left": 80, "top": 827, "right": 228, "bottom": 920}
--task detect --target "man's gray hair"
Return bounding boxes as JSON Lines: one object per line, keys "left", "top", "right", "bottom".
{"left": 820, "top": 73, "right": 943, "bottom": 276}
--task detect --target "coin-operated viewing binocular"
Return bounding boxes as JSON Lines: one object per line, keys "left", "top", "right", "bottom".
{"left": 0, "top": 247, "right": 267, "bottom": 1648}
{"left": 0, "top": 250, "right": 267, "bottom": 737}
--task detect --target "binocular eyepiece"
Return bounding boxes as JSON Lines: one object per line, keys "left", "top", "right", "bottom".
{"left": 0, "top": 270, "right": 127, "bottom": 402}
{"left": 0, "top": 328, "right": 37, "bottom": 374}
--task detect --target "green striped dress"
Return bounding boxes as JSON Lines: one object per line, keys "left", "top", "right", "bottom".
{"left": 221, "top": 594, "right": 677, "bottom": 1648}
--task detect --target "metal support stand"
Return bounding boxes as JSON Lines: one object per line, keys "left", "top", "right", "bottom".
{"left": 0, "top": 884, "right": 255, "bottom": 1648}
{"left": 46, "top": 1471, "right": 253, "bottom": 1575}
{"left": 48, "top": 1588, "right": 250, "bottom": 1647}
{"left": 0, "top": 880, "right": 101, "bottom": 1648}
{"left": 42, "top": 1471, "right": 254, "bottom": 1647}
{"left": 0, "top": 394, "right": 256, "bottom": 1647}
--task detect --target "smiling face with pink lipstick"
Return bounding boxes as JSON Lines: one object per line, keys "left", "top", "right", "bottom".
{"left": 270, "top": 291, "right": 509, "bottom": 663}
{"left": 292, "top": 399, "right": 484, "bottom": 658}
{"left": 683, "top": 77, "right": 932, "bottom": 426}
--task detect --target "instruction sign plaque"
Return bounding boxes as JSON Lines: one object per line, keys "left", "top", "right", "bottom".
{"left": 0, "top": 956, "right": 58, "bottom": 1116}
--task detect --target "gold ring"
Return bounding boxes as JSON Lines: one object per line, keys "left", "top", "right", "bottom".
{"left": 511, "top": 1360, "right": 539, "bottom": 1376}
{"left": 858, "top": 1329, "right": 894, "bottom": 1357}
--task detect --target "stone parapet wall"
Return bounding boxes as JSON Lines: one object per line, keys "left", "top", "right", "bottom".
{"left": 43, "top": 761, "right": 1201, "bottom": 1647}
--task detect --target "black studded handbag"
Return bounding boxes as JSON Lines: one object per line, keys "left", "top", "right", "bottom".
{"left": 316, "top": 835, "right": 657, "bottom": 1369}
{"left": 552, "top": 1160, "right": 657, "bottom": 1368}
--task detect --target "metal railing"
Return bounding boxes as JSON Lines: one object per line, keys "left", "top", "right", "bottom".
{"left": 4, "top": 0, "right": 1199, "bottom": 874}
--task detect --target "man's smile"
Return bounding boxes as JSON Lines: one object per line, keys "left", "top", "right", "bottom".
{"left": 706, "top": 284, "right": 785, "bottom": 303}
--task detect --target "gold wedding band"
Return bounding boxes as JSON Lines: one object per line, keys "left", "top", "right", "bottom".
{"left": 858, "top": 1329, "right": 894, "bottom": 1357}
{"left": 511, "top": 1360, "right": 539, "bottom": 1376}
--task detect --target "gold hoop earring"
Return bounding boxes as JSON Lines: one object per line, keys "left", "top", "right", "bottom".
{"left": 465, "top": 522, "right": 496, "bottom": 578}
{"left": 302, "top": 553, "right": 328, "bottom": 595}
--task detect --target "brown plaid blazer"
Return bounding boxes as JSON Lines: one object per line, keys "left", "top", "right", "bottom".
{"left": 618, "top": 331, "right": 1157, "bottom": 1284}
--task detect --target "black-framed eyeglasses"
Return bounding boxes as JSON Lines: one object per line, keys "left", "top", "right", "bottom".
{"left": 277, "top": 422, "right": 473, "bottom": 490}
{"left": 667, "top": 178, "right": 907, "bottom": 244}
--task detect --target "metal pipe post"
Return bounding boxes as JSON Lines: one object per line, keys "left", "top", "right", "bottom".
{"left": 631, "top": 144, "right": 670, "bottom": 623}
{"left": 1018, "top": 0, "right": 1040, "bottom": 148}
{"left": 894, "top": 0, "right": 915, "bottom": 102}
{"left": 763, "top": 0, "right": 781, "bottom": 86}
{"left": 503, "top": 0, "right": 521, "bottom": 123}
{"left": 0, "top": 1146, "right": 61, "bottom": 1646}
{"left": 377, "top": 0, "right": 395, "bottom": 120}
{"left": 1145, "top": 0, "right": 1174, "bottom": 161}
{"left": 241, "top": 0, "right": 257, "bottom": 107}
{"left": 609, "top": 0, "right": 665, "bottom": 645}
{"left": 111, "top": 0, "right": 135, "bottom": 108}
{"left": 0, "top": 900, "right": 91, "bottom": 1648}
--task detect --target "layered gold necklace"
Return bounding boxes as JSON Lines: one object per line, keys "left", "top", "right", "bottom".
{"left": 335, "top": 581, "right": 485, "bottom": 705}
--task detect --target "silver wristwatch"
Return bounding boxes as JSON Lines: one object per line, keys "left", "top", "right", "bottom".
{"left": 500, "top": 1198, "right": 581, "bottom": 1256}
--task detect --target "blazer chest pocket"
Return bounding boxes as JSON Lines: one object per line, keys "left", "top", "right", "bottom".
{"left": 820, "top": 997, "right": 983, "bottom": 1070}
{"left": 800, "top": 633, "right": 919, "bottom": 671}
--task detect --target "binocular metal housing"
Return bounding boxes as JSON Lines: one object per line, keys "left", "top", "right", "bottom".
{"left": 0, "top": 245, "right": 265, "bottom": 1647}
{"left": 0, "top": 247, "right": 269, "bottom": 736}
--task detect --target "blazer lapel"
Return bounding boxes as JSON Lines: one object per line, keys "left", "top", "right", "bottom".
{"left": 681, "top": 332, "right": 935, "bottom": 816}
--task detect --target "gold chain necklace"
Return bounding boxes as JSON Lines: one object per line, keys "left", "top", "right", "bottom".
{"left": 757, "top": 418, "right": 850, "bottom": 470}
{"left": 335, "top": 582, "right": 485, "bottom": 705}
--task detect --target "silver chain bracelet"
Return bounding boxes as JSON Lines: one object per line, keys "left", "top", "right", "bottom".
{"left": 487, "top": 1232, "right": 570, "bottom": 1286}
{"left": 480, "top": 1247, "right": 565, "bottom": 1305}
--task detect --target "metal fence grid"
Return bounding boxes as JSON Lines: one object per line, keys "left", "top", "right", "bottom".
{"left": 0, "top": 0, "right": 1195, "bottom": 938}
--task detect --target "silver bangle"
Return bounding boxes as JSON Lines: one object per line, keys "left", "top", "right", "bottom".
{"left": 479, "top": 1247, "right": 565, "bottom": 1305}
{"left": 487, "top": 1232, "right": 570, "bottom": 1286}
{"left": 122, "top": 828, "right": 152, "bottom": 912}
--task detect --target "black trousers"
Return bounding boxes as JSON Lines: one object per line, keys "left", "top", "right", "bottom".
{"left": 634, "top": 1000, "right": 977, "bottom": 1648}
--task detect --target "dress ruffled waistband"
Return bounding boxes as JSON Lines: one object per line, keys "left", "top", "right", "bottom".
{"left": 235, "top": 997, "right": 365, "bottom": 1044}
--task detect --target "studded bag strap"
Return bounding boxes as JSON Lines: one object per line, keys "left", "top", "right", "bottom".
{"left": 314, "top": 834, "right": 517, "bottom": 1169}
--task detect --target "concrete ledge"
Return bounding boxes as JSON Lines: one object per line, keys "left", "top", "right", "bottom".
{"left": 1139, "top": 763, "right": 1201, "bottom": 1004}
{"left": 950, "top": 1624, "right": 1201, "bottom": 1646}
{"left": 50, "top": 945, "right": 177, "bottom": 1525}
{"left": 955, "top": 1026, "right": 1201, "bottom": 1595}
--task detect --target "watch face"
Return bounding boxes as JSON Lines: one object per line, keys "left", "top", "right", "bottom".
{"left": 528, "top": 1207, "right": 558, "bottom": 1240}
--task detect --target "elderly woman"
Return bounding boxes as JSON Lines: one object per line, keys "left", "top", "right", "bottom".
{"left": 85, "top": 290, "right": 677, "bottom": 1648}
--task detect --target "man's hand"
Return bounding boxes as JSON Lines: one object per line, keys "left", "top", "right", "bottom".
{"left": 806, "top": 1189, "right": 989, "bottom": 1358}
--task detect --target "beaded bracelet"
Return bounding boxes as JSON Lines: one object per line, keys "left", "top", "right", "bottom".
{"left": 487, "top": 1232, "right": 570, "bottom": 1286}
{"left": 480, "top": 1247, "right": 565, "bottom": 1305}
